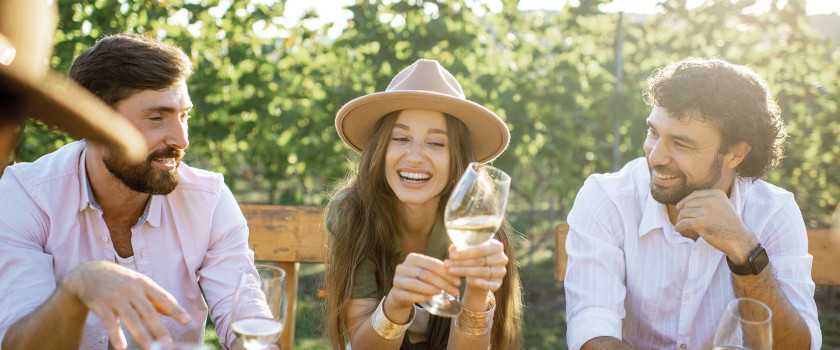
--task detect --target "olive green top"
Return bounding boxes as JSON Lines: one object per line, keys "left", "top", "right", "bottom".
{"left": 326, "top": 198, "right": 451, "bottom": 299}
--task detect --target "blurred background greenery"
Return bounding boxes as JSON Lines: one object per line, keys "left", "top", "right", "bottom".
{"left": 7, "top": 0, "right": 840, "bottom": 348}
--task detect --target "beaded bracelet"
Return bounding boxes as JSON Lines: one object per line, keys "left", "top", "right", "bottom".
{"left": 371, "top": 296, "right": 415, "bottom": 339}
{"left": 455, "top": 292, "right": 496, "bottom": 336}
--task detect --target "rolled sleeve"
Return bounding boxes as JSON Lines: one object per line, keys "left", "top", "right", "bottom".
{"left": 566, "top": 307, "right": 624, "bottom": 350}
{"left": 565, "top": 178, "right": 627, "bottom": 350}
{"left": 197, "top": 183, "right": 257, "bottom": 348}
{"left": 761, "top": 197, "right": 821, "bottom": 349}
{"left": 0, "top": 170, "right": 55, "bottom": 344}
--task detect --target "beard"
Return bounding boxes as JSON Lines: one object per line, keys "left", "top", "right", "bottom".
{"left": 103, "top": 146, "right": 184, "bottom": 195}
{"left": 649, "top": 152, "right": 725, "bottom": 205}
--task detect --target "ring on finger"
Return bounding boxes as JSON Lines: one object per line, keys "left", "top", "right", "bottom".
{"left": 415, "top": 267, "right": 423, "bottom": 280}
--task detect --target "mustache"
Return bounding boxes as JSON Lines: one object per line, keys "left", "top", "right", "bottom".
{"left": 147, "top": 147, "right": 184, "bottom": 161}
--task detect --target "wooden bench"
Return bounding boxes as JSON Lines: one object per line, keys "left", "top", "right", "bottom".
{"left": 239, "top": 205, "right": 840, "bottom": 349}
{"left": 241, "top": 205, "right": 328, "bottom": 350}
{"left": 555, "top": 224, "right": 840, "bottom": 286}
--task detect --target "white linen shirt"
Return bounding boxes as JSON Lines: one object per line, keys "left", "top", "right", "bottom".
{"left": 0, "top": 140, "right": 258, "bottom": 349}
{"left": 564, "top": 157, "right": 821, "bottom": 350}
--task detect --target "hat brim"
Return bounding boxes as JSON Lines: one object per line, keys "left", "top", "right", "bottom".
{"left": 335, "top": 91, "right": 509, "bottom": 163}
{"left": 0, "top": 67, "right": 146, "bottom": 162}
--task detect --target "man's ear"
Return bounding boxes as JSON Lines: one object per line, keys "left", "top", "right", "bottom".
{"left": 724, "top": 141, "right": 752, "bottom": 170}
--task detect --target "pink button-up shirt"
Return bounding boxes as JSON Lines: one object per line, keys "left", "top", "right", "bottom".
{"left": 0, "top": 140, "right": 256, "bottom": 349}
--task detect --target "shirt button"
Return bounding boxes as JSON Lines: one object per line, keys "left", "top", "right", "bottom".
{"left": 99, "top": 337, "right": 108, "bottom": 343}
{"left": 101, "top": 236, "right": 109, "bottom": 243}
{"left": 680, "top": 344, "right": 687, "bottom": 349}
{"left": 685, "top": 293, "right": 692, "bottom": 300}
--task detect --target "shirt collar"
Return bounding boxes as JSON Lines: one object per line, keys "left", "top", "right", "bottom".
{"left": 78, "top": 146, "right": 161, "bottom": 228}
{"left": 638, "top": 176, "right": 745, "bottom": 239}
{"left": 638, "top": 190, "right": 668, "bottom": 239}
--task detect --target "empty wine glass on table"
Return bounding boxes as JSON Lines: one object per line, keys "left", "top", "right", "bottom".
{"left": 713, "top": 297, "right": 772, "bottom": 350}
{"left": 421, "top": 162, "right": 511, "bottom": 317}
{"left": 231, "top": 264, "right": 287, "bottom": 350}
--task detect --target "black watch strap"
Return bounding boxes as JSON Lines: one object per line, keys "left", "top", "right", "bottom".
{"left": 726, "top": 244, "right": 768, "bottom": 276}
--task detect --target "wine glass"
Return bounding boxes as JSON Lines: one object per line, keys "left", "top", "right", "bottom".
{"left": 713, "top": 297, "right": 772, "bottom": 350}
{"left": 421, "top": 162, "right": 511, "bottom": 317}
{"left": 231, "top": 264, "right": 287, "bottom": 350}
{"left": 148, "top": 341, "right": 212, "bottom": 350}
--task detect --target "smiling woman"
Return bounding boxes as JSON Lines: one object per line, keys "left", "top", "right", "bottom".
{"left": 324, "top": 59, "right": 522, "bottom": 350}
{"left": 384, "top": 110, "right": 452, "bottom": 206}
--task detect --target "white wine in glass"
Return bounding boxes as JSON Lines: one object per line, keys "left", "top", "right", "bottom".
{"left": 231, "top": 264, "right": 287, "bottom": 350}
{"left": 713, "top": 297, "right": 772, "bottom": 350}
{"left": 421, "top": 162, "right": 510, "bottom": 317}
{"left": 446, "top": 215, "right": 503, "bottom": 249}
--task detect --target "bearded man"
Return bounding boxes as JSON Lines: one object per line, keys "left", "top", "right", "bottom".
{"left": 0, "top": 34, "right": 261, "bottom": 350}
{"left": 564, "top": 58, "right": 820, "bottom": 350}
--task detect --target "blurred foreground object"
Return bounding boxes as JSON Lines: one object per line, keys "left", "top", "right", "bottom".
{"left": 0, "top": 0, "right": 145, "bottom": 163}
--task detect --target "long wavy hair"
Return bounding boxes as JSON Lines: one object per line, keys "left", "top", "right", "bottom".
{"left": 324, "top": 111, "right": 522, "bottom": 349}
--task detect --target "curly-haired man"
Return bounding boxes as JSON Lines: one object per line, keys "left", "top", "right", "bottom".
{"left": 565, "top": 58, "right": 820, "bottom": 350}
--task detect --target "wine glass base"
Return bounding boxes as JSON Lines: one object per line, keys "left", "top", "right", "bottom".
{"left": 420, "top": 293, "right": 462, "bottom": 318}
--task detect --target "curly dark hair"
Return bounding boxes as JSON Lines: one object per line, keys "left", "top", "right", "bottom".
{"left": 644, "top": 58, "right": 786, "bottom": 180}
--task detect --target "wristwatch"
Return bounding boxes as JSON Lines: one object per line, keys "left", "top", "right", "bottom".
{"left": 726, "top": 244, "right": 769, "bottom": 276}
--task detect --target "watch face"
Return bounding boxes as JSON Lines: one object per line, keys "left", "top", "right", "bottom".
{"left": 751, "top": 246, "right": 769, "bottom": 274}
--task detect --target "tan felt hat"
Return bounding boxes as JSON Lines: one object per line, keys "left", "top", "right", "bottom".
{"left": 335, "top": 59, "right": 509, "bottom": 163}
{"left": 0, "top": 0, "right": 145, "bottom": 161}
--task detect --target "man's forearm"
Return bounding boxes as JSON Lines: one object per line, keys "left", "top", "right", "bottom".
{"left": 2, "top": 285, "right": 89, "bottom": 349}
{"left": 581, "top": 336, "right": 634, "bottom": 350}
{"left": 732, "top": 265, "right": 811, "bottom": 349}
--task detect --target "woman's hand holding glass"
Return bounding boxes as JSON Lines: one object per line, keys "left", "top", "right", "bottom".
{"left": 421, "top": 162, "right": 510, "bottom": 317}
{"left": 387, "top": 253, "right": 461, "bottom": 317}
{"left": 445, "top": 240, "right": 508, "bottom": 292}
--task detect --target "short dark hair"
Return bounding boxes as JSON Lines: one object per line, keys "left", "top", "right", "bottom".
{"left": 69, "top": 34, "right": 192, "bottom": 106}
{"left": 644, "top": 58, "right": 786, "bottom": 180}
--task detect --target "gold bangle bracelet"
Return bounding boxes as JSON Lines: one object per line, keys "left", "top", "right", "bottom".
{"left": 371, "top": 296, "right": 414, "bottom": 339}
{"left": 455, "top": 292, "right": 496, "bottom": 336}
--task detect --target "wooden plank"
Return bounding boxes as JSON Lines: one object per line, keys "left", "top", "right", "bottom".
{"left": 808, "top": 229, "right": 839, "bottom": 286}
{"left": 556, "top": 224, "right": 840, "bottom": 286}
{"left": 242, "top": 205, "right": 326, "bottom": 350}
{"left": 555, "top": 224, "right": 569, "bottom": 282}
{"left": 277, "top": 261, "right": 299, "bottom": 350}
{"left": 241, "top": 205, "right": 328, "bottom": 263}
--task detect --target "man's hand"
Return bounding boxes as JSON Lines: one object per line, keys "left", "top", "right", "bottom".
{"left": 674, "top": 189, "right": 759, "bottom": 262}
{"left": 62, "top": 261, "right": 190, "bottom": 349}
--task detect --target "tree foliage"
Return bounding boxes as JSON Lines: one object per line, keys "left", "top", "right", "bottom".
{"left": 6, "top": 0, "right": 839, "bottom": 347}
{"left": 6, "top": 0, "right": 838, "bottom": 236}
{"left": 11, "top": 0, "right": 839, "bottom": 236}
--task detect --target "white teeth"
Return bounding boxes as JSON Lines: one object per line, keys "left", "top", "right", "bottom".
{"left": 399, "top": 171, "right": 430, "bottom": 180}
{"left": 399, "top": 171, "right": 430, "bottom": 183}
{"left": 654, "top": 171, "right": 677, "bottom": 179}
{"left": 155, "top": 158, "right": 176, "bottom": 166}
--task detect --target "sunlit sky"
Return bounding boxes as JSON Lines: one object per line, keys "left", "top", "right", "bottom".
{"left": 274, "top": 0, "right": 839, "bottom": 38}
{"left": 521, "top": 0, "right": 840, "bottom": 14}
